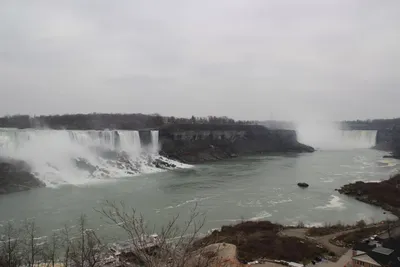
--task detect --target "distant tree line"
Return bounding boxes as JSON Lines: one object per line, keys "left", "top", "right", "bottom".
{"left": 0, "top": 113, "right": 258, "bottom": 130}
{"left": 343, "top": 118, "right": 400, "bottom": 130}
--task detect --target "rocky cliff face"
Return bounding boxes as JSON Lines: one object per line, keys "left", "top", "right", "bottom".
{"left": 392, "top": 126, "right": 400, "bottom": 158}
{"left": 159, "top": 124, "right": 314, "bottom": 163}
{"left": 376, "top": 126, "right": 400, "bottom": 157}
{"left": 0, "top": 158, "right": 45, "bottom": 194}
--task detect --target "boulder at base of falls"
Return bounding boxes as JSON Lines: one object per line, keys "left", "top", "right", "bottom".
{"left": 297, "top": 182, "right": 309, "bottom": 188}
{"left": 153, "top": 158, "right": 176, "bottom": 169}
{"left": 0, "top": 158, "right": 45, "bottom": 194}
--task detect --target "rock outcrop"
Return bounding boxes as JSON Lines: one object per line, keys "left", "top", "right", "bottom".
{"left": 337, "top": 174, "right": 400, "bottom": 216}
{"left": 159, "top": 124, "right": 314, "bottom": 163}
{"left": 297, "top": 182, "right": 309, "bottom": 188}
{"left": 0, "top": 158, "right": 45, "bottom": 194}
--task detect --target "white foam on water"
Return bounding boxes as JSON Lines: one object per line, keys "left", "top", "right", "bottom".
{"left": 377, "top": 159, "right": 399, "bottom": 168}
{"left": 165, "top": 196, "right": 212, "bottom": 209}
{"left": 320, "top": 177, "right": 334, "bottom": 183}
{"left": 305, "top": 222, "right": 325, "bottom": 228}
{"left": 268, "top": 199, "right": 293, "bottom": 206}
{"left": 0, "top": 128, "right": 190, "bottom": 186}
{"left": 237, "top": 199, "right": 263, "bottom": 208}
{"left": 207, "top": 219, "right": 241, "bottom": 223}
{"left": 315, "top": 195, "right": 346, "bottom": 210}
{"left": 249, "top": 211, "right": 272, "bottom": 221}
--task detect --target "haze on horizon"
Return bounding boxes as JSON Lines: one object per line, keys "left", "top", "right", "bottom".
{"left": 0, "top": 0, "right": 399, "bottom": 121}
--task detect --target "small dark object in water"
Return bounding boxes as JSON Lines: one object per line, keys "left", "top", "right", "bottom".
{"left": 297, "top": 182, "right": 309, "bottom": 188}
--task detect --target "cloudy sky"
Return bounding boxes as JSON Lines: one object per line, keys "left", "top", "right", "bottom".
{"left": 1, "top": 0, "right": 399, "bottom": 120}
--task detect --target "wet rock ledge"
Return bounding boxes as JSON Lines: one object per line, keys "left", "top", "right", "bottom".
{"left": 0, "top": 158, "right": 45, "bottom": 194}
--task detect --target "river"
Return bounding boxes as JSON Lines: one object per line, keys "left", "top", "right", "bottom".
{"left": 0, "top": 147, "right": 398, "bottom": 242}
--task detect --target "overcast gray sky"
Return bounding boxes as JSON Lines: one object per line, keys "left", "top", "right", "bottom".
{"left": 1, "top": 0, "right": 399, "bottom": 121}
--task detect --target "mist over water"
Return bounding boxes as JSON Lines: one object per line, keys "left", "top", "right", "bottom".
{"left": 296, "top": 121, "right": 377, "bottom": 150}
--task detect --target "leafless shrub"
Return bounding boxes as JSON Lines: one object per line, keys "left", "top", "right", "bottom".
{"left": 67, "top": 215, "right": 103, "bottom": 267}
{"left": 22, "top": 219, "right": 43, "bottom": 267}
{"left": 97, "top": 201, "right": 207, "bottom": 267}
{"left": 356, "top": 220, "right": 367, "bottom": 229}
{"left": 40, "top": 232, "right": 61, "bottom": 267}
{"left": 0, "top": 221, "right": 22, "bottom": 267}
{"left": 296, "top": 221, "right": 305, "bottom": 228}
{"left": 0, "top": 201, "right": 212, "bottom": 267}
{"left": 61, "top": 225, "right": 72, "bottom": 267}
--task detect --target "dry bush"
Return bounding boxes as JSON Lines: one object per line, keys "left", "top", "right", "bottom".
{"left": 67, "top": 215, "right": 103, "bottom": 267}
{"left": 97, "top": 200, "right": 207, "bottom": 267}
{"left": 0, "top": 215, "right": 103, "bottom": 267}
{"left": 22, "top": 219, "right": 43, "bottom": 267}
{"left": 0, "top": 221, "right": 23, "bottom": 267}
{"left": 40, "top": 232, "right": 61, "bottom": 267}
{"left": 356, "top": 220, "right": 367, "bottom": 229}
{"left": 0, "top": 201, "right": 212, "bottom": 267}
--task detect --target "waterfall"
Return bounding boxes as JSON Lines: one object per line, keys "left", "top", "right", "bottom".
{"left": 150, "top": 130, "right": 159, "bottom": 154}
{"left": 0, "top": 128, "right": 186, "bottom": 187}
{"left": 296, "top": 122, "right": 377, "bottom": 150}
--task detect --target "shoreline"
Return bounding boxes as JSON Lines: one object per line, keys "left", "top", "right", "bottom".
{"left": 337, "top": 173, "right": 400, "bottom": 217}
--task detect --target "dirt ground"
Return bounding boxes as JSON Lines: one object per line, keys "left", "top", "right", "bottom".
{"left": 280, "top": 228, "right": 358, "bottom": 257}
{"left": 252, "top": 250, "right": 352, "bottom": 267}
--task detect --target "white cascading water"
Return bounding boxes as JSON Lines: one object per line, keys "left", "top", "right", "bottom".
{"left": 0, "top": 128, "right": 187, "bottom": 187}
{"left": 150, "top": 130, "right": 159, "bottom": 154}
{"left": 296, "top": 122, "right": 377, "bottom": 150}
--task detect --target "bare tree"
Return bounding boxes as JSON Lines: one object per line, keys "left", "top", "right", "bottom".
{"left": 386, "top": 218, "right": 393, "bottom": 239}
{"left": 68, "top": 214, "right": 103, "bottom": 267}
{"left": 23, "top": 219, "right": 42, "bottom": 267}
{"left": 97, "top": 201, "right": 207, "bottom": 267}
{"left": 41, "top": 232, "right": 61, "bottom": 267}
{"left": 61, "top": 225, "right": 72, "bottom": 267}
{"left": 0, "top": 221, "right": 22, "bottom": 267}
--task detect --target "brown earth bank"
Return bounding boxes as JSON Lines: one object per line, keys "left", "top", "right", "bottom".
{"left": 337, "top": 173, "right": 400, "bottom": 216}
{"left": 193, "top": 221, "right": 327, "bottom": 263}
